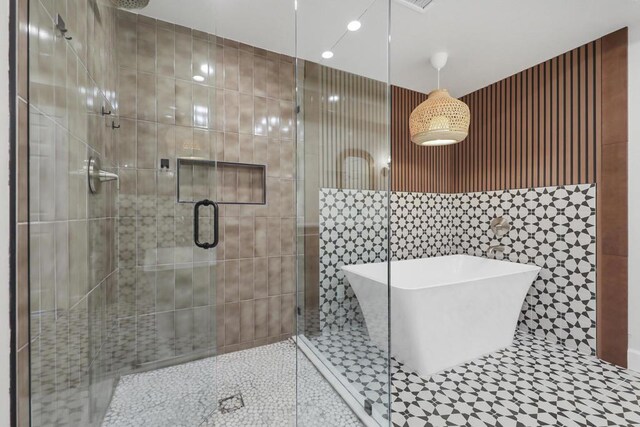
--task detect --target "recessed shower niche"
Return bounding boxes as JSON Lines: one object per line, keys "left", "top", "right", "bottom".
{"left": 177, "top": 158, "right": 267, "bottom": 205}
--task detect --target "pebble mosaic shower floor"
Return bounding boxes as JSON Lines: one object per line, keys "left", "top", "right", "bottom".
{"left": 102, "top": 340, "right": 362, "bottom": 426}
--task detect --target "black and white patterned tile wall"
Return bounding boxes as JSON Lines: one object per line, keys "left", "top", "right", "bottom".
{"left": 319, "top": 184, "right": 596, "bottom": 354}
{"left": 389, "top": 192, "right": 452, "bottom": 260}
{"left": 318, "top": 189, "right": 388, "bottom": 329}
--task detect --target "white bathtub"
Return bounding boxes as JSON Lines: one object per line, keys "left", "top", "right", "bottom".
{"left": 342, "top": 255, "right": 540, "bottom": 377}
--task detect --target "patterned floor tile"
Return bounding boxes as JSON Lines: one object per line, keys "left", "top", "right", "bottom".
{"left": 307, "top": 323, "right": 640, "bottom": 427}
{"left": 102, "top": 319, "right": 640, "bottom": 427}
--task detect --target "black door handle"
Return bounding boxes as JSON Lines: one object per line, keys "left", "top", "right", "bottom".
{"left": 194, "top": 199, "right": 219, "bottom": 249}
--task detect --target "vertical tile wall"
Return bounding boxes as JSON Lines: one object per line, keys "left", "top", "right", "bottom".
{"left": 115, "top": 11, "right": 296, "bottom": 363}
{"left": 16, "top": 0, "right": 29, "bottom": 422}
{"left": 212, "top": 33, "right": 297, "bottom": 354}
{"left": 25, "top": 0, "right": 120, "bottom": 425}
{"left": 114, "top": 10, "right": 218, "bottom": 372}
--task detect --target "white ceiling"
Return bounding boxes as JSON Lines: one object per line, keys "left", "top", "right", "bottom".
{"left": 139, "top": 0, "right": 640, "bottom": 97}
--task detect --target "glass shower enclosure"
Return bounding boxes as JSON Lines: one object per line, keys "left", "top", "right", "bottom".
{"left": 24, "top": 0, "right": 392, "bottom": 424}
{"left": 296, "top": 0, "right": 392, "bottom": 424}
{"left": 27, "top": 0, "right": 222, "bottom": 424}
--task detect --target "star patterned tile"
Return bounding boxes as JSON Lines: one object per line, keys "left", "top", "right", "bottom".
{"left": 307, "top": 325, "right": 640, "bottom": 427}
{"left": 320, "top": 184, "right": 596, "bottom": 356}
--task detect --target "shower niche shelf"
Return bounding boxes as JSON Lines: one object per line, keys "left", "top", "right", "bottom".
{"left": 177, "top": 157, "right": 266, "bottom": 205}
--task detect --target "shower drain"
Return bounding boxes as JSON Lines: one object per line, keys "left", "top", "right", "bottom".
{"left": 218, "top": 393, "right": 245, "bottom": 414}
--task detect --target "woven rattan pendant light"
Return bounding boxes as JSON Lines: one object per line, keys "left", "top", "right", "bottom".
{"left": 409, "top": 52, "right": 470, "bottom": 146}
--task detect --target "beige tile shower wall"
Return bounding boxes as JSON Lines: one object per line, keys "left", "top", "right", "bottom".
{"left": 22, "top": 0, "right": 120, "bottom": 425}
{"left": 115, "top": 11, "right": 296, "bottom": 360}
{"left": 211, "top": 34, "right": 297, "bottom": 354}
{"left": 215, "top": 34, "right": 297, "bottom": 353}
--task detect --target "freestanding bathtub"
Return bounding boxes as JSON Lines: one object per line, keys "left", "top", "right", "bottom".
{"left": 342, "top": 255, "right": 541, "bottom": 377}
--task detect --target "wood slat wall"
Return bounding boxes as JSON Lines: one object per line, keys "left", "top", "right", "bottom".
{"left": 391, "top": 39, "right": 602, "bottom": 194}
{"left": 315, "top": 64, "right": 390, "bottom": 191}
{"left": 452, "top": 39, "right": 601, "bottom": 192}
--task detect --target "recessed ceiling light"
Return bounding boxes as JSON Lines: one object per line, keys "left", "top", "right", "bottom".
{"left": 322, "top": 51, "right": 334, "bottom": 59}
{"left": 347, "top": 20, "right": 361, "bottom": 31}
{"left": 193, "top": 75, "right": 205, "bottom": 82}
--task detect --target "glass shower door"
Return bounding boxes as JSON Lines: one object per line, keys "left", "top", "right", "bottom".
{"left": 26, "top": 0, "right": 222, "bottom": 424}
{"left": 295, "top": 0, "right": 392, "bottom": 425}
{"left": 107, "top": 16, "right": 223, "bottom": 422}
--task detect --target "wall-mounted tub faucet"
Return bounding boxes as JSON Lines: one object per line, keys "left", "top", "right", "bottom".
{"left": 487, "top": 244, "right": 505, "bottom": 257}
{"left": 490, "top": 217, "right": 511, "bottom": 237}
{"left": 488, "top": 217, "right": 509, "bottom": 257}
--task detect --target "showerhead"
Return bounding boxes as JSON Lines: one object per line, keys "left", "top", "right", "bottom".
{"left": 393, "top": 0, "right": 434, "bottom": 13}
{"left": 115, "top": 0, "right": 150, "bottom": 10}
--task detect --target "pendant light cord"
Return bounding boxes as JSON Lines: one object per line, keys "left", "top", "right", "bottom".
{"left": 437, "top": 68, "right": 441, "bottom": 89}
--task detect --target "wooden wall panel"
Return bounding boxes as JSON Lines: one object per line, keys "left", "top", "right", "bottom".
{"left": 597, "top": 28, "right": 628, "bottom": 367}
{"left": 308, "top": 64, "right": 389, "bottom": 191}
{"left": 450, "top": 39, "right": 602, "bottom": 193}
{"left": 391, "top": 39, "right": 603, "bottom": 194}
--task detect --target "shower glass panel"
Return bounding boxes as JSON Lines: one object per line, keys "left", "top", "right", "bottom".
{"left": 27, "top": 0, "right": 221, "bottom": 424}
{"left": 295, "top": 0, "right": 392, "bottom": 424}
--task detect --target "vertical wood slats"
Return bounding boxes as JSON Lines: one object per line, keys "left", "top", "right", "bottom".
{"left": 314, "top": 64, "right": 389, "bottom": 191}
{"left": 392, "top": 38, "right": 602, "bottom": 194}
{"left": 455, "top": 38, "right": 601, "bottom": 193}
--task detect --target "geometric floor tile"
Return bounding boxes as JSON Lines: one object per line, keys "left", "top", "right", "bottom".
{"left": 308, "top": 324, "right": 640, "bottom": 427}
